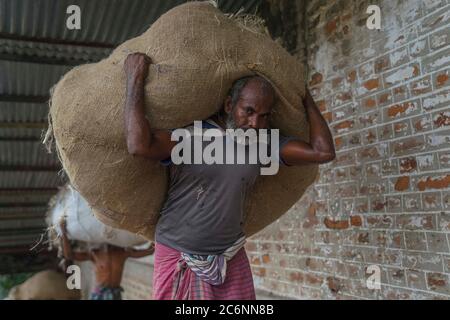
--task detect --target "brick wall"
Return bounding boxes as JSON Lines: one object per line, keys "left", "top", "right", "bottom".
{"left": 246, "top": 0, "right": 450, "bottom": 299}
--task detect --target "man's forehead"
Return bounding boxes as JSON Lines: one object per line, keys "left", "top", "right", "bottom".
{"left": 238, "top": 88, "right": 274, "bottom": 109}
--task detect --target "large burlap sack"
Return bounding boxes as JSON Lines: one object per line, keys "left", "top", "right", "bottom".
{"left": 46, "top": 185, "right": 146, "bottom": 248}
{"left": 48, "top": 1, "right": 319, "bottom": 239}
{"left": 7, "top": 270, "right": 80, "bottom": 300}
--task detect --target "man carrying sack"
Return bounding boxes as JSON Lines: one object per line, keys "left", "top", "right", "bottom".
{"left": 59, "top": 220, "right": 155, "bottom": 300}
{"left": 123, "top": 52, "right": 335, "bottom": 300}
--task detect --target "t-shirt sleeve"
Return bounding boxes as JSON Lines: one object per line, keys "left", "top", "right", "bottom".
{"left": 160, "top": 129, "right": 177, "bottom": 167}
{"left": 277, "top": 134, "right": 299, "bottom": 166}
{"left": 160, "top": 124, "right": 197, "bottom": 166}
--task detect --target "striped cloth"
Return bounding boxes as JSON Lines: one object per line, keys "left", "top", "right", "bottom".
{"left": 180, "top": 236, "right": 246, "bottom": 285}
{"left": 152, "top": 239, "right": 256, "bottom": 300}
{"left": 90, "top": 285, "right": 123, "bottom": 300}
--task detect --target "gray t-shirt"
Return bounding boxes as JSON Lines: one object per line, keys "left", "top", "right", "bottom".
{"left": 155, "top": 119, "right": 295, "bottom": 255}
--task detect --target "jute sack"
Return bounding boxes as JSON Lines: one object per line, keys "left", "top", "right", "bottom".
{"left": 7, "top": 270, "right": 80, "bottom": 300}
{"left": 48, "top": 1, "right": 319, "bottom": 240}
{"left": 46, "top": 185, "right": 146, "bottom": 248}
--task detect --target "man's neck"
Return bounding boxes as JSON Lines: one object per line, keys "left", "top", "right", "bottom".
{"left": 211, "top": 113, "right": 227, "bottom": 130}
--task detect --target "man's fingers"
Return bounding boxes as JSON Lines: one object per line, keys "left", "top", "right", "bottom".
{"left": 144, "top": 55, "right": 152, "bottom": 64}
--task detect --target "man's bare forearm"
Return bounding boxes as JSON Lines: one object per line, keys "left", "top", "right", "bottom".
{"left": 61, "top": 233, "right": 74, "bottom": 260}
{"left": 304, "top": 89, "right": 335, "bottom": 159}
{"left": 124, "top": 74, "right": 153, "bottom": 155}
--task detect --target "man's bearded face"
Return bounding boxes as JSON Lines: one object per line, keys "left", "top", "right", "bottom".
{"left": 225, "top": 80, "right": 274, "bottom": 131}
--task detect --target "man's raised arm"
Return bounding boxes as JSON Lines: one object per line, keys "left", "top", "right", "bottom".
{"left": 280, "top": 88, "right": 336, "bottom": 166}
{"left": 123, "top": 52, "right": 177, "bottom": 161}
{"left": 59, "top": 220, "right": 91, "bottom": 262}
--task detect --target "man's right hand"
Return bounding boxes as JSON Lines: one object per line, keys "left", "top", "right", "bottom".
{"left": 124, "top": 52, "right": 152, "bottom": 81}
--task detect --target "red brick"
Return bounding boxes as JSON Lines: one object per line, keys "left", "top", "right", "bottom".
{"left": 310, "top": 72, "right": 323, "bottom": 86}
{"left": 359, "top": 111, "right": 380, "bottom": 126}
{"left": 374, "top": 55, "right": 390, "bottom": 73}
{"left": 391, "top": 136, "right": 426, "bottom": 156}
{"left": 412, "top": 115, "right": 432, "bottom": 133}
{"left": 327, "top": 277, "right": 343, "bottom": 294}
{"left": 417, "top": 175, "right": 450, "bottom": 191}
{"left": 324, "top": 217, "right": 349, "bottom": 230}
{"left": 303, "top": 203, "right": 319, "bottom": 228}
{"left": 427, "top": 273, "right": 448, "bottom": 291}
{"left": 332, "top": 77, "right": 344, "bottom": 88}
{"left": 393, "top": 121, "right": 410, "bottom": 136}
{"left": 363, "top": 97, "right": 377, "bottom": 109}
{"left": 251, "top": 256, "right": 262, "bottom": 265}
{"left": 435, "top": 69, "right": 449, "bottom": 88}
{"left": 410, "top": 76, "right": 432, "bottom": 95}
{"left": 378, "top": 92, "right": 392, "bottom": 106}
{"left": 350, "top": 216, "right": 362, "bottom": 227}
{"left": 371, "top": 198, "right": 387, "bottom": 211}
{"left": 387, "top": 101, "right": 419, "bottom": 119}
{"left": 325, "top": 18, "right": 339, "bottom": 35}
{"left": 333, "top": 120, "right": 354, "bottom": 134}
{"left": 399, "top": 157, "right": 417, "bottom": 173}
{"left": 422, "top": 193, "right": 442, "bottom": 210}
{"left": 359, "top": 145, "right": 387, "bottom": 160}
{"left": 347, "top": 70, "right": 357, "bottom": 83}
{"left": 433, "top": 111, "right": 450, "bottom": 128}
{"left": 253, "top": 267, "right": 266, "bottom": 277}
{"left": 357, "top": 232, "right": 370, "bottom": 244}
{"left": 363, "top": 78, "right": 380, "bottom": 91}
{"left": 245, "top": 242, "right": 257, "bottom": 252}
{"left": 323, "top": 111, "right": 333, "bottom": 122}
{"left": 334, "top": 136, "right": 344, "bottom": 150}
{"left": 393, "top": 85, "right": 408, "bottom": 100}
{"left": 305, "top": 274, "right": 324, "bottom": 286}
{"left": 316, "top": 100, "right": 326, "bottom": 112}
{"left": 363, "top": 129, "right": 377, "bottom": 144}
{"left": 289, "top": 271, "right": 303, "bottom": 283}
{"left": 262, "top": 254, "right": 271, "bottom": 264}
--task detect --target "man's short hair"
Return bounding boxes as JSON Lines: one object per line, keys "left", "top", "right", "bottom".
{"left": 227, "top": 75, "right": 276, "bottom": 108}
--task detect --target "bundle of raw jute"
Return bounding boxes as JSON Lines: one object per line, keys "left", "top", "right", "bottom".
{"left": 46, "top": 1, "right": 318, "bottom": 240}
{"left": 46, "top": 185, "right": 146, "bottom": 248}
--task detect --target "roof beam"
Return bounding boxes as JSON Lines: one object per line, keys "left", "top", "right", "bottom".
{"left": 0, "top": 32, "right": 116, "bottom": 49}
{"left": 0, "top": 213, "right": 46, "bottom": 220}
{"left": 0, "top": 227, "right": 46, "bottom": 236}
{"left": 0, "top": 165, "right": 60, "bottom": 171}
{"left": 0, "top": 137, "right": 42, "bottom": 142}
{"left": 0, "top": 203, "right": 48, "bottom": 208}
{"left": 0, "top": 188, "right": 59, "bottom": 193}
{"left": 0, "top": 52, "right": 95, "bottom": 66}
{"left": 0, "top": 121, "right": 47, "bottom": 128}
{"left": 0, "top": 94, "right": 49, "bottom": 103}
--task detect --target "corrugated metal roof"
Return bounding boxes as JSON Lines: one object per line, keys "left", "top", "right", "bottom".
{"left": 0, "top": 171, "right": 63, "bottom": 188}
{"left": 0, "top": 0, "right": 265, "bottom": 254}
{"left": 0, "top": 141, "right": 59, "bottom": 166}
{"left": 0, "top": 102, "right": 48, "bottom": 122}
{"left": 0, "top": 60, "right": 72, "bottom": 95}
{"left": 0, "top": 190, "right": 55, "bottom": 204}
{"left": 0, "top": 38, "right": 111, "bottom": 65}
{"left": 0, "top": 206, "right": 48, "bottom": 215}
{"left": 0, "top": 219, "right": 46, "bottom": 231}
{"left": 0, "top": 0, "right": 262, "bottom": 45}
{"left": 0, "top": 128, "right": 44, "bottom": 139}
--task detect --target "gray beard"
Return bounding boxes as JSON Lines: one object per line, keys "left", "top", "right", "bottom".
{"left": 225, "top": 114, "right": 257, "bottom": 146}
{"left": 225, "top": 113, "right": 237, "bottom": 129}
